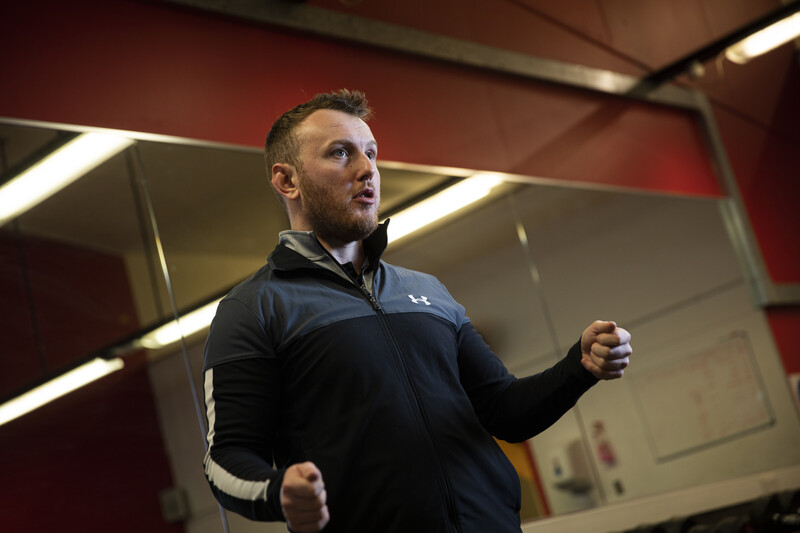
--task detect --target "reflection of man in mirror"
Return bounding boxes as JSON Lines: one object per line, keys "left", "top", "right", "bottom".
{"left": 202, "top": 89, "right": 632, "bottom": 533}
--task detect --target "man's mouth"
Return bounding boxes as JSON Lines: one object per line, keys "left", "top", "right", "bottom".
{"left": 354, "top": 188, "right": 376, "bottom": 203}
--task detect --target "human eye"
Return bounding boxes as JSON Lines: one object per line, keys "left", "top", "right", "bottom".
{"left": 331, "top": 147, "right": 347, "bottom": 158}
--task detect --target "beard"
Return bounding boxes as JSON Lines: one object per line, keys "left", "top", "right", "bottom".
{"left": 297, "top": 167, "right": 380, "bottom": 245}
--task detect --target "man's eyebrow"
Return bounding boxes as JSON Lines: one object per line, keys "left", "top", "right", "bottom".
{"left": 327, "top": 138, "right": 378, "bottom": 149}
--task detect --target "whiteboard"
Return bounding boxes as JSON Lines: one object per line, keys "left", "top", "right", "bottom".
{"left": 630, "top": 331, "right": 774, "bottom": 461}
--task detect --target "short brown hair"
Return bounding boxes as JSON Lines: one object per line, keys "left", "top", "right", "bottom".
{"left": 265, "top": 89, "right": 373, "bottom": 207}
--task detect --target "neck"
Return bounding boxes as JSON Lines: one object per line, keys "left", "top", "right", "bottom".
{"left": 316, "top": 236, "right": 365, "bottom": 273}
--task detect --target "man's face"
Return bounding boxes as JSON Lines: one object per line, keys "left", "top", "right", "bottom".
{"left": 293, "top": 109, "right": 380, "bottom": 245}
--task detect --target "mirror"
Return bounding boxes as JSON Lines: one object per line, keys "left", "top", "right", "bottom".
{"left": 1, "top": 121, "right": 798, "bottom": 531}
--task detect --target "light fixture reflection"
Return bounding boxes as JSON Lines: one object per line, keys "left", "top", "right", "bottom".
{"left": 136, "top": 175, "right": 504, "bottom": 349}
{"left": 0, "top": 132, "right": 134, "bottom": 226}
{"left": 138, "top": 299, "right": 223, "bottom": 349}
{"left": 726, "top": 12, "right": 800, "bottom": 64}
{"left": 0, "top": 357, "right": 124, "bottom": 426}
{"left": 386, "top": 173, "right": 503, "bottom": 243}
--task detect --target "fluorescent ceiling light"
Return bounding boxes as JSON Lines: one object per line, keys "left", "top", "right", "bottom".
{"left": 0, "top": 357, "right": 124, "bottom": 426}
{"left": 138, "top": 298, "right": 223, "bottom": 349}
{"left": 0, "top": 132, "right": 134, "bottom": 226}
{"left": 386, "top": 173, "right": 503, "bottom": 243}
{"left": 726, "top": 12, "right": 800, "bottom": 64}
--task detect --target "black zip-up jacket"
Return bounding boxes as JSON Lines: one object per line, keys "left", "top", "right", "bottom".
{"left": 202, "top": 223, "right": 598, "bottom": 532}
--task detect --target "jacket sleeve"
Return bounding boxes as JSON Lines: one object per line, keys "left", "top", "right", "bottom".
{"left": 457, "top": 321, "right": 599, "bottom": 443}
{"left": 202, "top": 298, "right": 286, "bottom": 522}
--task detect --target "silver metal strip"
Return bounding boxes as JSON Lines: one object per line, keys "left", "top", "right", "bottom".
{"left": 692, "top": 92, "right": 800, "bottom": 306}
{"left": 0, "top": 116, "right": 262, "bottom": 153}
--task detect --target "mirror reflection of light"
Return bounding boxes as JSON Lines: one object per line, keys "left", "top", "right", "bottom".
{"left": 138, "top": 299, "right": 223, "bottom": 349}
{"left": 386, "top": 173, "right": 504, "bottom": 244}
{"left": 0, "top": 357, "right": 124, "bottom": 426}
{"left": 0, "top": 132, "right": 134, "bottom": 226}
{"left": 138, "top": 176, "right": 504, "bottom": 351}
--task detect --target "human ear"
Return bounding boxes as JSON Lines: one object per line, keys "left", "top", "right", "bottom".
{"left": 272, "top": 163, "right": 300, "bottom": 202}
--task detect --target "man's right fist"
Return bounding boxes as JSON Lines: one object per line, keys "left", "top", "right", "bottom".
{"left": 281, "top": 462, "right": 329, "bottom": 532}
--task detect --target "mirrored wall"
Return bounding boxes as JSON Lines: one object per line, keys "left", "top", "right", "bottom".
{"left": 1, "top": 121, "right": 798, "bottom": 532}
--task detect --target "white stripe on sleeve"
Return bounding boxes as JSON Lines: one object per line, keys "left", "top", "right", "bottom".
{"left": 203, "top": 367, "right": 271, "bottom": 502}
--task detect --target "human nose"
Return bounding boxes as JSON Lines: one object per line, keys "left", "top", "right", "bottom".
{"left": 355, "top": 151, "right": 376, "bottom": 181}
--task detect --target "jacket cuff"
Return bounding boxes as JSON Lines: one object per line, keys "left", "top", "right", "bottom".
{"left": 267, "top": 468, "right": 287, "bottom": 520}
{"left": 570, "top": 338, "right": 599, "bottom": 385}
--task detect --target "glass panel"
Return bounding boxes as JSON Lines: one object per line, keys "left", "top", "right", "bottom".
{"left": 510, "top": 185, "right": 800, "bottom": 518}
{"left": 132, "top": 141, "right": 282, "bottom": 322}
{"left": 3, "top": 122, "right": 797, "bottom": 531}
{"left": 385, "top": 182, "right": 800, "bottom": 521}
{"left": 130, "top": 141, "right": 282, "bottom": 533}
{"left": 0, "top": 123, "right": 181, "bottom": 532}
{"left": 0, "top": 124, "right": 146, "bottom": 386}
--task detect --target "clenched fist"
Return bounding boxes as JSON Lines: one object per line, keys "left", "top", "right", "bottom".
{"left": 281, "top": 462, "right": 329, "bottom": 532}
{"left": 580, "top": 320, "right": 632, "bottom": 380}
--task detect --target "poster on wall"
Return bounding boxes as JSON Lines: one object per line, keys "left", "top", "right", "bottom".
{"left": 631, "top": 331, "right": 774, "bottom": 462}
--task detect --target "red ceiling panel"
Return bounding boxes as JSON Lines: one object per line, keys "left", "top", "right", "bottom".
{"left": 307, "top": 0, "right": 643, "bottom": 74}
{"left": 597, "top": 0, "right": 713, "bottom": 68}
{"left": 683, "top": 45, "right": 800, "bottom": 140}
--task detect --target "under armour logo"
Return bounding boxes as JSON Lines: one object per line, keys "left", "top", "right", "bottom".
{"left": 408, "top": 295, "right": 431, "bottom": 306}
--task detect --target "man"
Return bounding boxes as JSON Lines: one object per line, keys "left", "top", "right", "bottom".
{"left": 202, "top": 89, "right": 632, "bottom": 533}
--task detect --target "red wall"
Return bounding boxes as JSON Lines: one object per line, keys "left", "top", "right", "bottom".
{"left": 0, "top": 234, "right": 41, "bottom": 395}
{"left": 0, "top": 231, "right": 181, "bottom": 531}
{"left": 0, "top": 352, "right": 181, "bottom": 533}
{"left": 0, "top": 232, "right": 144, "bottom": 397}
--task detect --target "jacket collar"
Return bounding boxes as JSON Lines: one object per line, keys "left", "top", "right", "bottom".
{"left": 268, "top": 220, "right": 389, "bottom": 274}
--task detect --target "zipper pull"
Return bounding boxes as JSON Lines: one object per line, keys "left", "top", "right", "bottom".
{"left": 370, "top": 294, "right": 381, "bottom": 310}
{"left": 356, "top": 272, "right": 381, "bottom": 310}
{"left": 360, "top": 286, "right": 381, "bottom": 311}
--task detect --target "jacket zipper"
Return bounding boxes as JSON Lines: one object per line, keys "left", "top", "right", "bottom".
{"left": 355, "top": 281, "right": 461, "bottom": 533}
{"left": 283, "top": 259, "right": 463, "bottom": 530}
